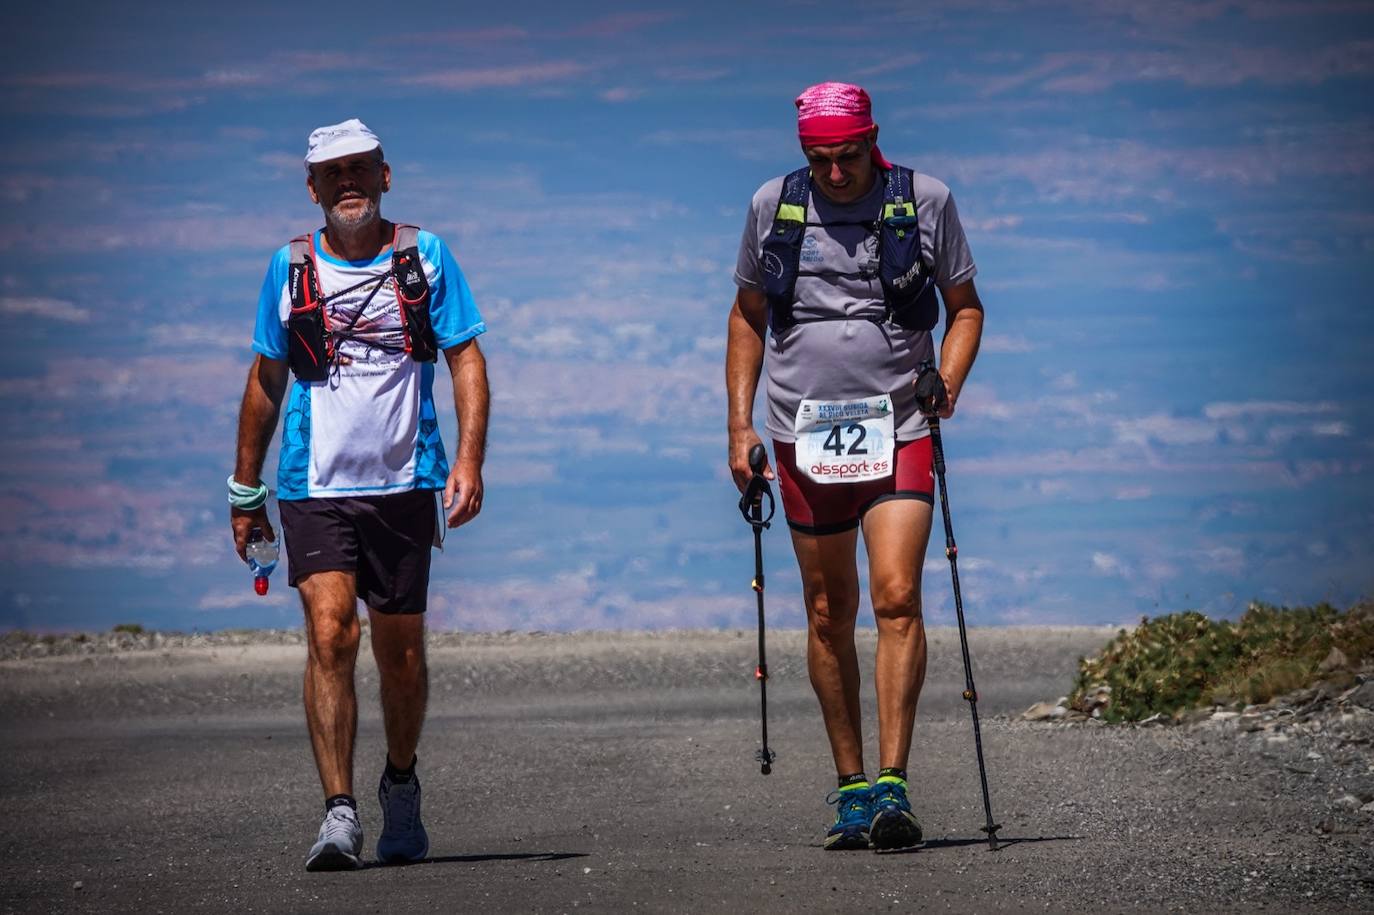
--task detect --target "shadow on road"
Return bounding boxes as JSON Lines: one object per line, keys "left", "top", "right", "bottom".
{"left": 916, "top": 835, "right": 1083, "bottom": 852}
{"left": 368, "top": 851, "right": 589, "bottom": 869}
{"left": 803, "top": 835, "right": 1082, "bottom": 854}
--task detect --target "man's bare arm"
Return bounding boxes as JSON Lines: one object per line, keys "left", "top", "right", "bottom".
{"left": 934, "top": 279, "right": 985, "bottom": 418}
{"left": 726, "top": 287, "right": 772, "bottom": 492}
{"left": 230, "top": 355, "right": 290, "bottom": 558}
{"left": 442, "top": 338, "right": 489, "bottom": 528}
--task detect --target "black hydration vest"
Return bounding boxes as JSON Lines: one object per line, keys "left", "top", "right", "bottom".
{"left": 286, "top": 223, "right": 439, "bottom": 382}
{"left": 760, "top": 164, "right": 938, "bottom": 335}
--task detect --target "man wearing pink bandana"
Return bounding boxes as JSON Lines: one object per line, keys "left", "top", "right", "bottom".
{"left": 727, "top": 82, "right": 985, "bottom": 851}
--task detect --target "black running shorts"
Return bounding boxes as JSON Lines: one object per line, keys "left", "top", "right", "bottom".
{"left": 279, "top": 489, "right": 437, "bottom": 614}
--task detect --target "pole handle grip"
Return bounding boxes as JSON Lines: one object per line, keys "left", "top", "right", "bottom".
{"left": 748, "top": 443, "right": 766, "bottom": 474}
{"left": 739, "top": 445, "right": 775, "bottom": 527}
{"left": 914, "top": 360, "right": 948, "bottom": 415}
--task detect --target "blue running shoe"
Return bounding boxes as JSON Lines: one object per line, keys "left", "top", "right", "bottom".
{"left": 376, "top": 768, "right": 429, "bottom": 865}
{"left": 824, "top": 784, "right": 872, "bottom": 850}
{"left": 869, "top": 777, "right": 923, "bottom": 851}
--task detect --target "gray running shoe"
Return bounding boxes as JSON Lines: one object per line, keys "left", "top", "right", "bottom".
{"left": 306, "top": 806, "right": 364, "bottom": 871}
{"left": 376, "top": 769, "right": 429, "bottom": 864}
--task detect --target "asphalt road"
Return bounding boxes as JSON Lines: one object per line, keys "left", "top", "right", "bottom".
{"left": 2, "top": 627, "right": 1371, "bottom": 913}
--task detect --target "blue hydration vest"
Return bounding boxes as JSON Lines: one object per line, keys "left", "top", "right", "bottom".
{"left": 761, "top": 165, "right": 938, "bottom": 335}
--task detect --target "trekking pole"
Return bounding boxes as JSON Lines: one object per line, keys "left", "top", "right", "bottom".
{"left": 738, "top": 443, "right": 777, "bottom": 775}
{"left": 916, "top": 362, "right": 1001, "bottom": 851}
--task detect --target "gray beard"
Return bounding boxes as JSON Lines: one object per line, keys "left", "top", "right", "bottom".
{"left": 324, "top": 197, "right": 380, "bottom": 236}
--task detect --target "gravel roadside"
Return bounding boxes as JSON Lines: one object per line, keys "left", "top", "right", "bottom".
{"left": 1, "top": 626, "right": 1370, "bottom": 913}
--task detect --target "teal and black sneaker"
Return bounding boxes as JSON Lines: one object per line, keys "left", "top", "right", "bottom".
{"left": 869, "top": 776, "right": 923, "bottom": 851}
{"left": 824, "top": 783, "right": 872, "bottom": 850}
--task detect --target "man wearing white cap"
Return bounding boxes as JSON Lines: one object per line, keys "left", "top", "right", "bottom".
{"left": 726, "top": 83, "right": 984, "bottom": 851}
{"left": 229, "top": 119, "right": 489, "bottom": 870}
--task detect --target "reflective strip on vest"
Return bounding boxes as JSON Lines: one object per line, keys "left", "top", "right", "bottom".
{"left": 883, "top": 202, "right": 915, "bottom": 220}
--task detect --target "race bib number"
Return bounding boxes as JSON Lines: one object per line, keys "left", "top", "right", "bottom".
{"left": 794, "top": 394, "right": 895, "bottom": 484}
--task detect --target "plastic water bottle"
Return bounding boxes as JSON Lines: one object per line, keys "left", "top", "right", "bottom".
{"left": 245, "top": 526, "right": 279, "bottom": 596}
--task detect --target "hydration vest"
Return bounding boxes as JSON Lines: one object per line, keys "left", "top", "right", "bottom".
{"left": 761, "top": 164, "right": 938, "bottom": 335}
{"left": 286, "top": 223, "right": 439, "bottom": 382}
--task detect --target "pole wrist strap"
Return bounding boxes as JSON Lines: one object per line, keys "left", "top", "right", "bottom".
{"left": 227, "top": 475, "right": 269, "bottom": 510}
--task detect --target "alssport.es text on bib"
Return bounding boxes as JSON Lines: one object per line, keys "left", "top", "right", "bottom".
{"left": 793, "top": 393, "right": 895, "bottom": 484}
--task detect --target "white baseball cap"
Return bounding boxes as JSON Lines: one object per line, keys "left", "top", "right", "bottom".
{"left": 304, "top": 118, "right": 381, "bottom": 168}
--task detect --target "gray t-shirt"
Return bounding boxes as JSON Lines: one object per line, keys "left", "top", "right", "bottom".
{"left": 734, "top": 169, "right": 976, "bottom": 442}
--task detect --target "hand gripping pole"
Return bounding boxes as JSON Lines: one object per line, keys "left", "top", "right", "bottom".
{"left": 738, "top": 444, "right": 777, "bottom": 775}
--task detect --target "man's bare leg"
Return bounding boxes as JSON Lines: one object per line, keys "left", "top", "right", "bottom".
{"left": 861, "top": 499, "right": 934, "bottom": 772}
{"left": 790, "top": 526, "right": 864, "bottom": 776}
{"left": 860, "top": 498, "right": 933, "bottom": 849}
{"left": 368, "top": 608, "right": 427, "bottom": 770}
{"left": 369, "top": 607, "right": 431, "bottom": 864}
{"left": 298, "top": 571, "right": 361, "bottom": 798}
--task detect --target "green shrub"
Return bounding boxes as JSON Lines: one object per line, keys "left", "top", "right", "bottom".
{"left": 1070, "top": 602, "right": 1373, "bottom": 722}
{"left": 111, "top": 623, "right": 145, "bottom": 635}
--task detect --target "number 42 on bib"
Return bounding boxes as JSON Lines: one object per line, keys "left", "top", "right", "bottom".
{"left": 794, "top": 393, "right": 896, "bottom": 484}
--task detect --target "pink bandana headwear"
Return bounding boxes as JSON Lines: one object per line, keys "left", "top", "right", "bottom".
{"left": 795, "top": 81, "right": 893, "bottom": 170}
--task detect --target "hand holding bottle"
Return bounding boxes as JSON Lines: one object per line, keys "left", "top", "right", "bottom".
{"left": 245, "top": 526, "right": 279, "bottom": 596}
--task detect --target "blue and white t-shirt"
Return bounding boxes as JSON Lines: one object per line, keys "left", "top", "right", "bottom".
{"left": 252, "top": 228, "right": 486, "bottom": 500}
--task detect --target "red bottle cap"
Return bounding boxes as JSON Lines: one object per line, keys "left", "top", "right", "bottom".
{"left": 254, "top": 576, "right": 269, "bottom": 596}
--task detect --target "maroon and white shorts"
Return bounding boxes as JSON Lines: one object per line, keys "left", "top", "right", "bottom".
{"left": 773, "top": 437, "right": 934, "bottom": 535}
